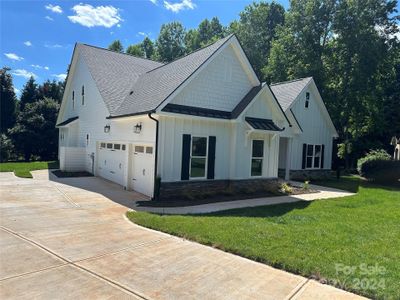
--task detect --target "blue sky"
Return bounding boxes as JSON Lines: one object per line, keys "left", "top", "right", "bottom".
{"left": 1, "top": 0, "right": 289, "bottom": 95}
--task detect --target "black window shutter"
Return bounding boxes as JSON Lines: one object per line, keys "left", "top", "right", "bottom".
{"left": 302, "top": 143, "right": 307, "bottom": 169}
{"left": 181, "top": 134, "right": 191, "bottom": 180}
{"left": 207, "top": 136, "right": 216, "bottom": 179}
{"left": 321, "top": 144, "right": 325, "bottom": 169}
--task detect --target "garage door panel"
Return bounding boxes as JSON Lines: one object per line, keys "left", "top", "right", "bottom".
{"left": 97, "top": 143, "right": 126, "bottom": 187}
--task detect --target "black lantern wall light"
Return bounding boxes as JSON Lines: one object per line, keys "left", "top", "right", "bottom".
{"left": 134, "top": 122, "right": 142, "bottom": 134}
{"left": 104, "top": 124, "right": 110, "bottom": 133}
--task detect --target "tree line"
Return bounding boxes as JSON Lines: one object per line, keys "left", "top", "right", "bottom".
{"left": 1, "top": 70, "right": 64, "bottom": 161}
{"left": 1, "top": 0, "right": 399, "bottom": 167}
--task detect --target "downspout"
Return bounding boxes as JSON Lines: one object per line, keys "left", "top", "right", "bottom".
{"left": 148, "top": 112, "right": 159, "bottom": 200}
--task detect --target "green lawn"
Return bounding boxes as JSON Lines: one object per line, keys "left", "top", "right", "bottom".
{"left": 127, "top": 176, "right": 400, "bottom": 299}
{"left": 0, "top": 161, "right": 59, "bottom": 178}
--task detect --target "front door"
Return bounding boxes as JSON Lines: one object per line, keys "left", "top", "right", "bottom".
{"left": 130, "top": 145, "right": 154, "bottom": 197}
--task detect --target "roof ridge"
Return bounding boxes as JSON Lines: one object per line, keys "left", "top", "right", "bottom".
{"left": 78, "top": 43, "right": 164, "bottom": 66}
{"left": 270, "top": 77, "right": 312, "bottom": 86}
{"left": 145, "top": 33, "right": 234, "bottom": 75}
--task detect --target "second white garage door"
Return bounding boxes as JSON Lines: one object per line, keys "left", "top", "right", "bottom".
{"left": 97, "top": 142, "right": 127, "bottom": 187}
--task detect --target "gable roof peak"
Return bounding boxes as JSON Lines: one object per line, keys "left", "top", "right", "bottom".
{"left": 77, "top": 43, "right": 164, "bottom": 65}
{"left": 269, "top": 77, "right": 313, "bottom": 111}
{"left": 111, "top": 34, "right": 237, "bottom": 117}
{"left": 145, "top": 34, "right": 235, "bottom": 75}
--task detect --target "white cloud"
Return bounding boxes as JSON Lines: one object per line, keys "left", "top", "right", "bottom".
{"left": 163, "top": 0, "right": 196, "bottom": 13}
{"left": 45, "top": 4, "right": 63, "bottom": 14}
{"left": 138, "top": 32, "right": 146, "bottom": 36}
{"left": 53, "top": 73, "right": 67, "bottom": 81}
{"left": 44, "top": 43, "right": 63, "bottom": 49}
{"left": 149, "top": 0, "right": 158, "bottom": 5}
{"left": 4, "top": 53, "right": 24, "bottom": 61}
{"left": 68, "top": 4, "right": 122, "bottom": 28}
{"left": 14, "top": 87, "right": 20, "bottom": 95}
{"left": 24, "top": 41, "right": 32, "bottom": 46}
{"left": 45, "top": 16, "right": 54, "bottom": 21}
{"left": 30, "top": 64, "right": 50, "bottom": 70}
{"left": 12, "top": 69, "right": 37, "bottom": 79}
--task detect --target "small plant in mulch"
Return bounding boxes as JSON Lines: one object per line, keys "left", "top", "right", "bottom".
{"left": 279, "top": 182, "right": 293, "bottom": 194}
{"left": 302, "top": 180, "right": 310, "bottom": 191}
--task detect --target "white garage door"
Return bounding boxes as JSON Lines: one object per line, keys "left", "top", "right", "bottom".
{"left": 97, "top": 142, "right": 127, "bottom": 186}
{"left": 130, "top": 145, "right": 154, "bottom": 197}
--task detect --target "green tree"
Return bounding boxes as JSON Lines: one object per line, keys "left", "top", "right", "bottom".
{"left": 37, "top": 79, "right": 64, "bottom": 103}
{"left": 126, "top": 44, "right": 144, "bottom": 57}
{"left": 141, "top": 37, "right": 155, "bottom": 59}
{"left": 108, "top": 40, "right": 124, "bottom": 52}
{"left": 9, "top": 98, "right": 60, "bottom": 161}
{"left": 324, "top": 0, "right": 399, "bottom": 166}
{"left": 197, "top": 17, "right": 225, "bottom": 47}
{"left": 19, "top": 76, "right": 38, "bottom": 110}
{"left": 231, "top": 1, "right": 285, "bottom": 79}
{"left": 0, "top": 133, "right": 16, "bottom": 162}
{"left": 185, "top": 29, "right": 201, "bottom": 53}
{"left": 264, "top": 0, "right": 336, "bottom": 85}
{"left": 0, "top": 67, "right": 17, "bottom": 133}
{"left": 156, "top": 22, "right": 186, "bottom": 62}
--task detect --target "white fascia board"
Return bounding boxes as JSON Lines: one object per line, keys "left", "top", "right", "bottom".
{"left": 56, "top": 44, "right": 79, "bottom": 125}
{"left": 158, "top": 111, "right": 233, "bottom": 123}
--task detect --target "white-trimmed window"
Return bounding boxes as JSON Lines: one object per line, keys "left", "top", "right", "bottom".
{"left": 251, "top": 140, "right": 264, "bottom": 176}
{"left": 190, "top": 136, "right": 208, "bottom": 178}
{"left": 306, "top": 144, "right": 322, "bottom": 169}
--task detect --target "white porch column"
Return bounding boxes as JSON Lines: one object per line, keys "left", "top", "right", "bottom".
{"left": 285, "top": 138, "right": 292, "bottom": 180}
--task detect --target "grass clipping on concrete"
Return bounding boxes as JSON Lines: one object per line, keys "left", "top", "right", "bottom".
{"left": 127, "top": 176, "right": 400, "bottom": 299}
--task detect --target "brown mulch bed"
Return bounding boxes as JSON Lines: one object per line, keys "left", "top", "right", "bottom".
{"left": 137, "top": 184, "right": 319, "bottom": 208}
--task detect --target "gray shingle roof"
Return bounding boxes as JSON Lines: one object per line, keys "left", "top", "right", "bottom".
{"left": 77, "top": 44, "right": 164, "bottom": 114}
{"left": 270, "top": 77, "right": 312, "bottom": 111}
{"left": 111, "top": 34, "right": 234, "bottom": 117}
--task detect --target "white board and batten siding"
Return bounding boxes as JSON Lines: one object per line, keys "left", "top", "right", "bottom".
{"left": 285, "top": 85, "right": 334, "bottom": 170}
{"left": 171, "top": 45, "right": 254, "bottom": 112}
{"left": 59, "top": 147, "right": 86, "bottom": 172}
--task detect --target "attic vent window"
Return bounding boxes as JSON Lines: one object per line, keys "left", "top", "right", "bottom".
{"left": 305, "top": 92, "right": 310, "bottom": 108}
{"left": 81, "top": 85, "right": 85, "bottom": 106}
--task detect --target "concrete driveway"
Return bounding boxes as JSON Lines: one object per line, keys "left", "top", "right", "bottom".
{"left": 0, "top": 171, "right": 365, "bottom": 299}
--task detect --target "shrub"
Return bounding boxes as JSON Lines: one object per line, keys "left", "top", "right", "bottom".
{"left": 358, "top": 159, "right": 400, "bottom": 183}
{"left": 357, "top": 149, "right": 400, "bottom": 182}
{"left": 280, "top": 183, "right": 293, "bottom": 194}
{"left": 357, "top": 149, "right": 391, "bottom": 178}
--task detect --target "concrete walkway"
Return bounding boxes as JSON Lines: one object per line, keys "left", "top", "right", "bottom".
{"left": 0, "top": 171, "right": 364, "bottom": 299}
{"left": 136, "top": 182, "right": 355, "bottom": 215}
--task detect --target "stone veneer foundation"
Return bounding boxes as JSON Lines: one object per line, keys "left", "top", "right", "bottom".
{"left": 159, "top": 178, "right": 280, "bottom": 201}
{"left": 278, "top": 169, "right": 333, "bottom": 181}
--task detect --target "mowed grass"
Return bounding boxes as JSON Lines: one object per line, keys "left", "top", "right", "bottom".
{"left": 0, "top": 161, "right": 59, "bottom": 178}
{"left": 127, "top": 176, "right": 400, "bottom": 299}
